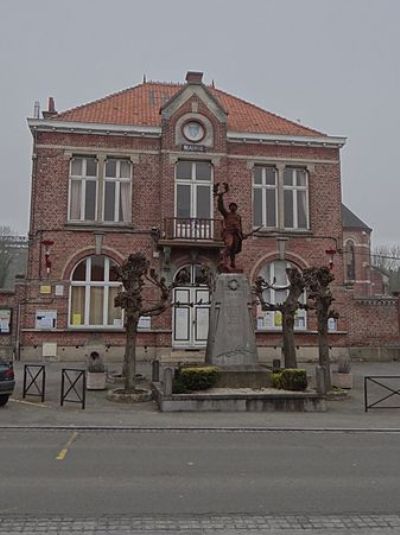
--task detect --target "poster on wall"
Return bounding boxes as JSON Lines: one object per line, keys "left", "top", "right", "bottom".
{"left": 35, "top": 310, "right": 57, "bottom": 330}
{"left": 256, "top": 311, "right": 274, "bottom": 330}
{"left": 328, "top": 317, "right": 338, "bottom": 332}
{"left": 138, "top": 316, "right": 151, "bottom": 330}
{"left": 0, "top": 308, "right": 12, "bottom": 334}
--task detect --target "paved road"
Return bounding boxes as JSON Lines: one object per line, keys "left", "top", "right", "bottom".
{"left": 1, "top": 429, "right": 400, "bottom": 533}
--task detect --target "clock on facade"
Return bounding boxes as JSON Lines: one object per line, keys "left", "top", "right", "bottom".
{"left": 182, "top": 121, "right": 205, "bottom": 143}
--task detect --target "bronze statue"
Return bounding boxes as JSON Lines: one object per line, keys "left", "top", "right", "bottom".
{"left": 214, "top": 183, "right": 243, "bottom": 271}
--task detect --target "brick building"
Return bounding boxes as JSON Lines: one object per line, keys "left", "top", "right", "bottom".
{"left": 1, "top": 70, "right": 398, "bottom": 362}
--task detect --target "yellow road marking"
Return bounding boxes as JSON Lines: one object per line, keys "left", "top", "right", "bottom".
{"left": 10, "top": 398, "right": 48, "bottom": 408}
{"left": 56, "top": 431, "right": 79, "bottom": 461}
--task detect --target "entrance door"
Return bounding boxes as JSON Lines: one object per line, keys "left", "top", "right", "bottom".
{"left": 172, "top": 265, "right": 210, "bottom": 348}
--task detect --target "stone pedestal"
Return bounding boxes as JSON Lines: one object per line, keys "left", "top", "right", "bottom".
{"left": 205, "top": 273, "right": 259, "bottom": 367}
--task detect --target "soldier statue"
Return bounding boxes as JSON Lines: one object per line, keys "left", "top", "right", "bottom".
{"left": 214, "top": 183, "right": 243, "bottom": 271}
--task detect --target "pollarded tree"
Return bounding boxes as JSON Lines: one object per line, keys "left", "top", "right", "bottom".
{"left": 254, "top": 267, "right": 306, "bottom": 369}
{"left": 303, "top": 266, "right": 339, "bottom": 392}
{"left": 114, "top": 252, "right": 173, "bottom": 392}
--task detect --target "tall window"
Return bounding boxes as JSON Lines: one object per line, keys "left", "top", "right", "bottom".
{"left": 252, "top": 166, "right": 309, "bottom": 231}
{"left": 176, "top": 160, "right": 212, "bottom": 219}
{"left": 256, "top": 260, "right": 307, "bottom": 331}
{"left": 103, "top": 159, "right": 132, "bottom": 222}
{"left": 69, "top": 156, "right": 132, "bottom": 224}
{"left": 283, "top": 168, "right": 309, "bottom": 229}
{"left": 345, "top": 240, "right": 356, "bottom": 280}
{"left": 69, "top": 255, "right": 122, "bottom": 328}
{"left": 69, "top": 157, "right": 98, "bottom": 221}
{"left": 253, "top": 166, "right": 277, "bottom": 228}
{"left": 175, "top": 160, "right": 212, "bottom": 238}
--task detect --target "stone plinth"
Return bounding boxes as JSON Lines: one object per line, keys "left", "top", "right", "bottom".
{"left": 152, "top": 383, "right": 326, "bottom": 412}
{"left": 206, "top": 273, "right": 258, "bottom": 367}
{"left": 214, "top": 368, "right": 272, "bottom": 389}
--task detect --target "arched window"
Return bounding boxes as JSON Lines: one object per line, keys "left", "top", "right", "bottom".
{"left": 174, "top": 264, "right": 210, "bottom": 286}
{"left": 256, "top": 260, "right": 307, "bottom": 331}
{"left": 345, "top": 240, "right": 356, "bottom": 281}
{"left": 69, "top": 255, "right": 122, "bottom": 328}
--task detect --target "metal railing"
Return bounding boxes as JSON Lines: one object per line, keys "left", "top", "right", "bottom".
{"left": 164, "top": 218, "right": 223, "bottom": 241}
{"left": 61, "top": 368, "right": 86, "bottom": 409}
{"left": 23, "top": 364, "right": 46, "bottom": 402}
{"left": 364, "top": 376, "right": 400, "bottom": 412}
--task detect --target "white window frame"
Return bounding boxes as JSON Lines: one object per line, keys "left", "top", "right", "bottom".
{"left": 69, "top": 256, "right": 122, "bottom": 329}
{"left": 174, "top": 160, "right": 213, "bottom": 219}
{"left": 174, "top": 160, "right": 213, "bottom": 239}
{"left": 102, "top": 158, "right": 132, "bottom": 223}
{"left": 283, "top": 167, "right": 309, "bottom": 230}
{"left": 253, "top": 166, "right": 278, "bottom": 229}
{"left": 68, "top": 155, "right": 132, "bottom": 225}
{"left": 256, "top": 261, "right": 307, "bottom": 331}
{"left": 68, "top": 156, "right": 98, "bottom": 222}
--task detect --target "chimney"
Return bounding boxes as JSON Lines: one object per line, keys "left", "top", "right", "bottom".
{"left": 42, "top": 97, "right": 58, "bottom": 119}
{"left": 33, "top": 101, "right": 40, "bottom": 119}
{"left": 185, "top": 71, "right": 203, "bottom": 85}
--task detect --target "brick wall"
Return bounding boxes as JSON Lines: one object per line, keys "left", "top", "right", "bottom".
{"left": 347, "top": 297, "right": 400, "bottom": 346}
{"left": 20, "top": 85, "right": 399, "bottom": 360}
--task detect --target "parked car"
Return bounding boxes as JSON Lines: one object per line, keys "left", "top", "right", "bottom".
{"left": 0, "top": 359, "right": 15, "bottom": 407}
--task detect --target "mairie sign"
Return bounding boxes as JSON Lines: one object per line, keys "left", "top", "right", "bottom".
{"left": 182, "top": 144, "right": 206, "bottom": 152}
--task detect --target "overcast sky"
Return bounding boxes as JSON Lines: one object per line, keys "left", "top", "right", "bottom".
{"left": 0, "top": 0, "right": 398, "bottom": 246}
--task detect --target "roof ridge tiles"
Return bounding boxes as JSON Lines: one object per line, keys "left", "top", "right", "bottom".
{"left": 145, "top": 80, "right": 183, "bottom": 87}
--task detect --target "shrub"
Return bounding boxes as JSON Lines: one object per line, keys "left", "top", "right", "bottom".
{"left": 273, "top": 369, "right": 308, "bottom": 391}
{"left": 173, "top": 366, "right": 220, "bottom": 393}
{"left": 272, "top": 372, "right": 282, "bottom": 389}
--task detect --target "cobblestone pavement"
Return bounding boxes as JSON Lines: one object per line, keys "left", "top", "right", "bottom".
{"left": 1, "top": 514, "right": 400, "bottom": 534}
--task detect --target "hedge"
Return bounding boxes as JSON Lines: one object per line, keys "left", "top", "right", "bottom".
{"left": 272, "top": 368, "right": 308, "bottom": 391}
{"left": 173, "top": 366, "right": 220, "bottom": 393}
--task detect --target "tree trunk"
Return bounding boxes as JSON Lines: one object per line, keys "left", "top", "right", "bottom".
{"left": 317, "top": 312, "right": 331, "bottom": 392}
{"left": 124, "top": 315, "right": 139, "bottom": 391}
{"left": 282, "top": 310, "right": 297, "bottom": 369}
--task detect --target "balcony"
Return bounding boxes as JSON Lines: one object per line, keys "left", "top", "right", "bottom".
{"left": 160, "top": 218, "right": 224, "bottom": 248}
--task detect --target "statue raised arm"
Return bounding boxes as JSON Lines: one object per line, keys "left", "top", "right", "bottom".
{"left": 214, "top": 183, "right": 243, "bottom": 271}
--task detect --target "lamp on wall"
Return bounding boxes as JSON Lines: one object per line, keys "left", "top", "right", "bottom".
{"left": 325, "top": 247, "right": 337, "bottom": 270}
{"left": 41, "top": 240, "right": 54, "bottom": 275}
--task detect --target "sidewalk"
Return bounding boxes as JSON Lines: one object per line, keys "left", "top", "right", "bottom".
{"left": 1, "top": 360, "right": 400, "bottom": 430}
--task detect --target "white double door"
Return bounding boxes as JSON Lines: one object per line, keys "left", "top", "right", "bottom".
{"left": 173, "top": 286, "right": 210, "bottom": 348}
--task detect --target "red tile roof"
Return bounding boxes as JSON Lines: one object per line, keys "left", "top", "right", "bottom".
{"left": 53, "top": 82, "right": 325, "bottom": 137}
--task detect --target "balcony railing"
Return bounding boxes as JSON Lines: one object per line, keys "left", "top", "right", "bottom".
{"left": 163, "top": 218, "right": 223, "bottom": 243}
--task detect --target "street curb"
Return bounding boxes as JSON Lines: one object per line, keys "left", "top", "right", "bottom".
{"left": 1, "top": 425, "right": 400, "bottom": 432}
